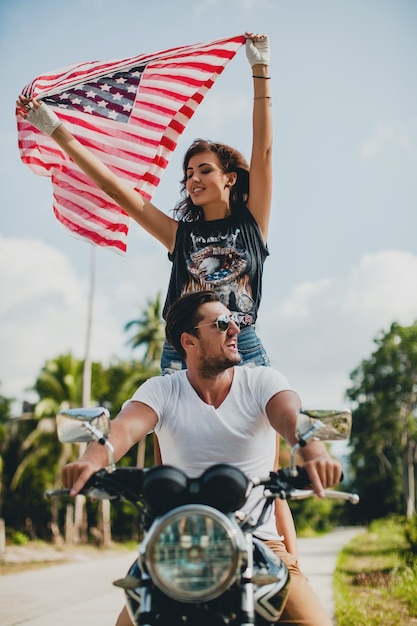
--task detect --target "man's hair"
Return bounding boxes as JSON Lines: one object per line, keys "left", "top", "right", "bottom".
{"left": 165, "top": 290, "right": 221, "bottom": 359}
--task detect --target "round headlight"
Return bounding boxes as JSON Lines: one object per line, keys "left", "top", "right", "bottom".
{"left": 142, "top": 505, "right": 243, "bottom": 602}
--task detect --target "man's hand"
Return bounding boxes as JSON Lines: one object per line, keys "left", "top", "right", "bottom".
{"left": 62, "top": 460, "right": 102, "bottom": 496}
{"left": 301, "top": 456, "right": 342, "bottom": 498}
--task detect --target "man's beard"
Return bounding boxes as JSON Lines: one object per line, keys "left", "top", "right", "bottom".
{"left": 199, "top": 345, "right": 242, "bottom": 378}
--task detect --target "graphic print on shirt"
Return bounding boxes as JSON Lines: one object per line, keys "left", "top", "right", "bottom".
{"left": 185, "top": 228, "right": 255, "bottom": 324}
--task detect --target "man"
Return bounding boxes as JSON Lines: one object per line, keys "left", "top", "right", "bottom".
{"left": 62, "top": 290, "right": 340, "bottom": 625}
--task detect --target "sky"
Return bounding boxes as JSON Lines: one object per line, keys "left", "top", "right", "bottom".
{"left": 1, "top": 0, "right": 416, "bottom": 416}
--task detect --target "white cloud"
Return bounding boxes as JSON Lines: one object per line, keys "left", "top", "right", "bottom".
{"left": 0, "top": 236, "right": 126, "bottom": 405}
{"left": 342, "top": 250, "right": 417, "bottom": 323}
{"left": 0, "top": 232, "right": 172, "bottom": 410}
{"left": 3, "top": 237, "right": 417, "bottom": 416}
{"left": 2, "top": 232, "right": 417, "bottom": 418}
{"left": 278, "top": 278, "right": 333, "bottom": 319}
{"left": 262, "top": 250, "right": 417, "bottom": 406}
{"left": 360, "top": 119, "right": 417, "bottom": 162}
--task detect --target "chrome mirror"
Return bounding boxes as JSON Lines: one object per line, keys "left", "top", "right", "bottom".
{"left": 57, "top": 407, "right": 111, "bottom": 443}
{"left": 290, "top": 407, "right": 352, "bottom": 476}
{"left": 296, "top": 408, "right": 352, "bottom": 442}
{"left": 56, "top": 407, "right": 115, "bottom": 471}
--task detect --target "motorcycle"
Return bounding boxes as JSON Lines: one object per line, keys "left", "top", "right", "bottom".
{"left": 46, "top": 406, "right": 359, "bottom": 626}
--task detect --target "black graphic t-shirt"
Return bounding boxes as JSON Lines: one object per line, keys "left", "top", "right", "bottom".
{"left": 163, "top": 205, "right": 269, "bottom": 328}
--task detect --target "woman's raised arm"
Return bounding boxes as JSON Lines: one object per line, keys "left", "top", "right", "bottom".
{"left": 244, "top": 33, "right": 273, "bottom": 243}
{"left": 16, "top": 95, "right": 178, "bottom": 252}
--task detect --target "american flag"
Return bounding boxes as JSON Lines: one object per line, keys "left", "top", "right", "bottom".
{"left": 16, "top": 35, "right": 245, "bottom": 254}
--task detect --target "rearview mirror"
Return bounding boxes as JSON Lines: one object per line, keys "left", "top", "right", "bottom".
{"left": 296, "top": 408, "right": 352, "bottom": 442}
{"left": 289, "top": 407, "right": 352, "bottom": 476}
{"left": 56, "top": 406, "right": 115, "bottom": 471}
{"left": 57, "top": 407, "right": 111, "bottom": 443}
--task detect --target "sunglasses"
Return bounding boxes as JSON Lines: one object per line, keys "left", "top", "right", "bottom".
{"left": 194, "top": 312, "right": 241, "bottom": 333}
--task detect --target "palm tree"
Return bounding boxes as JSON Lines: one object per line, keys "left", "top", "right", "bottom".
{"left": 33, "top": 353, "right": 85, "bottom": 416}
{"left": 124, "top": 292, "right": 165, "bottom": 369}
{"left": 9, "top": 354, "right": 86, "bottom": 543}
{"left": 0, "top": 388, "right": 13, "bottom": 529}
{"left": 10, "top": 417, "right": 78, "bottom": 544}
{"left": 124, "top": 294, "right": 165, "bottom": 471}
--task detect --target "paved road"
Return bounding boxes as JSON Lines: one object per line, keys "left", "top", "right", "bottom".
{"left": 0, "top": 527, "right": 360, "bottom": 626}
{"left": 0, "top": 550, "right": 135, "bottom": 626}
{"left": 298, "top": 527, "right": 360, "bottom": 625}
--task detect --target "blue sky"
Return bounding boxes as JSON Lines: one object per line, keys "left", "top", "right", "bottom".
{"left": 1, "top": 0, "right": 416, "bottom": 413}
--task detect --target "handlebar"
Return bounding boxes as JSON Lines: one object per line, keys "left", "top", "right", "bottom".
{"left": 44, "top": 464, "right": 359, "bottom": 507}
{"left": 285, "top": 488, "right": 360, "bottom": 504}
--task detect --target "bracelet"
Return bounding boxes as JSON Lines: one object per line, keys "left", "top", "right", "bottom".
{"left": 254, "top": 96, "right": 272, "bottom": 100}
{"left": 252, "top": 75, "right": 271, "bottom": 79}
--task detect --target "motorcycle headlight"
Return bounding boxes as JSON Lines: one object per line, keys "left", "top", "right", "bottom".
{"left": 142, "top": 505, "right": 244, "bottom": 602}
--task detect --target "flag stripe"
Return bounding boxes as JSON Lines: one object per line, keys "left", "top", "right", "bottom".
{"left": 17, "top": 35, "right": 245, "bottom": 254}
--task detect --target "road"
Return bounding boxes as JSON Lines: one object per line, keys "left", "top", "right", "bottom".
{"left": 297, "top": 527, "right": 360, "bottom": 624}
{"left": 0, "top": 527, "right": 360, "bottom": 626}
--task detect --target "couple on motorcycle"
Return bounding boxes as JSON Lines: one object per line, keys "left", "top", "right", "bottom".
{"left": 62, "top": 290, "right": 341, "bottom": 626}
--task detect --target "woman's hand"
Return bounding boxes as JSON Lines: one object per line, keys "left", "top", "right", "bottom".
{"left": 16, "top": 94, "right": 61, "bottom": 136}
{"left": 245, "top": 31, "right": 270, "bottom": 67}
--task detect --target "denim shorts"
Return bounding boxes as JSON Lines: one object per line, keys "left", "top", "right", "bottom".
{"left": 160, "top": 325, "right": 270, "bottom": 375}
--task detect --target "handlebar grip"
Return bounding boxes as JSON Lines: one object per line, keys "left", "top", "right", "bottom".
{"left": 270, "top": 466, "right": 344, "bottom": 491}
{"left": 289, "top": 466, "right": 312, "bottom": 489}
{"left": 289, "top": 466, "right": 344, "bottom": 487}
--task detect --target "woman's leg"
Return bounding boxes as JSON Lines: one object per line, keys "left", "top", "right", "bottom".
{"left": 115, "top": 605, "right": 134, "bottom": 626}
{"left": 265, "top": 540, "right": 332, "bottom": 626}
{"left": 236, "top": 326, "right": 270, "bottom": 367}
{"left": 273, "top": 437, "right": 299, "bottom": 558}
{"left": 160, "top": 341, "right": 186, "bottom": 375}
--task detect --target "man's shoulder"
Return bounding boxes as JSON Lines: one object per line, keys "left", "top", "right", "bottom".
{"left": 131, "top": 370, "right": 188, "bottom": 406}
{"left": 146, "top": 369, "right": 187, "bottom": 384}
{"left": 236, "top": 364, "right": 283, "bottom": 379}
{"left": 235, "top": 365, "right": 291, "bottom": 390}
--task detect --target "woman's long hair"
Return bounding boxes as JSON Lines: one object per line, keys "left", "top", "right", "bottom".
{"left": 173, "top": 139, "right": 249, "bottom": 222}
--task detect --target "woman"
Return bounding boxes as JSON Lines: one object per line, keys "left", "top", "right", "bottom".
{"left": 17, "top": 31, "right": 273, "bottom": 373}
{"left": 18, "top": 32, "right": 300, "bottom": 626}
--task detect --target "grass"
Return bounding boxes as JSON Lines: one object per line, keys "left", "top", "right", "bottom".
{"left": 334, "top": 518, "right": 417, "bottom": 625}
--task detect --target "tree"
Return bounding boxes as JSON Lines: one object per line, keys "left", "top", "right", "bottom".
{"left": 3, "top": 351, "right": 157, "bottom": 541}
{"left": 7, "top": 355, "right": 87, "bottom": 541}
{"left": 124, "top": 292, "right": 165, "bottom": 369}
{"left": 0, "top": 385, "right": 13, "bottom": 520}
{"left": 346, "top": 322, "right": 417, "bottom": 522}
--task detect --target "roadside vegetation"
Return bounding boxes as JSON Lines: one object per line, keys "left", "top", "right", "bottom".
{"left": 334, "top": 517, "right": 417, "bottom": 626}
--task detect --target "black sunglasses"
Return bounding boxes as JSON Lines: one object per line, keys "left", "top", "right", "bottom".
{"left": 194, "top": 312, "right": 240, "bottom": 333}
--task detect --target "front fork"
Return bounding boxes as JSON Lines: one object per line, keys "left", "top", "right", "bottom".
{"left": 136, "top": 573, "right": 154, "bottom": 626}
{"left": 239, "top": 532, "right": 256, "bottom": 626}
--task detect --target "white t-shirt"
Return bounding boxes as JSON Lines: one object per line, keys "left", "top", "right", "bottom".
{"left": 129, "top": 365, "right": 293, "bottom": 539}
